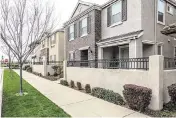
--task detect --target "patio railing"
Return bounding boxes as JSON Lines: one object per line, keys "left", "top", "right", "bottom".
{"left": 67, "top": 57, "right": 149, "bottom": 70}
{"left": 47, "top": 61, "right": 63, "bottom": 66}
{"left": 164, "top": 57, "right": 176, "bottom": 70}
{"left": 33, "top": 61, "right": 43, "bottom": 65}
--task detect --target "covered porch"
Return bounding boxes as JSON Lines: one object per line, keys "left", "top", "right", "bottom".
{"left": 96, "top": 30, "right": 150, "bottom": 69}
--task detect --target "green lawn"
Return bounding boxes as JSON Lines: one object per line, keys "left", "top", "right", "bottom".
{"left": 2, "top": 69, "right": 70, "bottom": 117}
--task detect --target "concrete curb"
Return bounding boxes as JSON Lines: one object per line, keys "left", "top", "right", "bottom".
{"left": 0, "top": 69, "right": 4, "bottom": 117}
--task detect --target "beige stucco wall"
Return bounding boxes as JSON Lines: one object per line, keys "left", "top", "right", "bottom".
{"left": 67, "top": 68, "right": 149, "bottom": 96}
{"left": 32, "top": 65, "right": 45, "bottom": 76}
{"left": 164, "top": 70, "right": 176, "bottom": 103}
{"left": 49, "top": 32, "right": 65, "bottom": 61}
{"left": 66, "top": 55, "right": 166, "bottom": 110}
{"left": 47, "top": 65, "right": 54, "bottom": 76}
{"left": 101, "top": 0, "right": 142, "bottom": 40}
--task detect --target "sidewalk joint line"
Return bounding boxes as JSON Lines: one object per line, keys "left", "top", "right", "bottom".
{"left": 60, "top": 98, "right": 97, "bottom": 107}
{"left": 122, "top": 111, "right": 136, "bottom": 118}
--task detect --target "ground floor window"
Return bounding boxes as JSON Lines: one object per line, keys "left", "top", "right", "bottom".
{"left": 158, "top": 45, "right": 163, "bottom": 55}
{"left": 69, "top": 52, "right": 75, "bottom": 61}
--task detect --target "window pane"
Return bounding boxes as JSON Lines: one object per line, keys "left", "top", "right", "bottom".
{"left": 82, "top": 27, "right": 87, "bottom": 35}
{"left": 112, "top": 12, "right": 121, "bottom": 24}
{"left": 158, "top": 11, "right": 164, "bottom": 22}
{"left": 158, "top": 46, "right": 161, "bottom": 55}
{"left": 112, "top": 2, "right": 121, "bottom": 15}
{"left": 82, "top": 18, "right": 87, "bottom": 28}
{"left": 70, "top": 25, "right": 74, "bottom": 33}
{"left": 70, "top": 33, "right": 74, "bottom": 39}
{"left": 158, "top": 0, "right": 165, "bottom": 13}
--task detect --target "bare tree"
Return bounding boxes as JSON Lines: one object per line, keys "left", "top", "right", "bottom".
{"left": 0, "top": 0, "right": 55, "bottom": 95}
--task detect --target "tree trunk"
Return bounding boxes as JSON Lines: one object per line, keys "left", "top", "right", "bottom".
{"left": 8, "top": 52, "right": 11, "bottom": 69}
{"left": 19, "top": 62, "right": 23, "bottom": 95}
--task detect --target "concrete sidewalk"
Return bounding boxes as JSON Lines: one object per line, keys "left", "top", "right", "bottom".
{"left": 14, "top": 70, "right": 150, "bottom": 117}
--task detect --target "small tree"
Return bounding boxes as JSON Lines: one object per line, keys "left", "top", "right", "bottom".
{"left": 51, "top": 65, "right": 59, "bottom": 76}
{"left": 0, "top": 0, "right": 56, "bottom": 95}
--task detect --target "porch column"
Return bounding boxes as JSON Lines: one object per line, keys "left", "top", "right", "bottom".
{"left": 98, "top": 47, "right": 103, "bottom": 60}
{"left": 129, "top": 39, "right": 143, "bottom": 58}
{"left": 98, "top": 47, "right": 103, "bottom": 68}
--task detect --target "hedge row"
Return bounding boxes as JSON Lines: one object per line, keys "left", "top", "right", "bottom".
{"left": 92, "top": 87, "right": 125, "bottom": 105}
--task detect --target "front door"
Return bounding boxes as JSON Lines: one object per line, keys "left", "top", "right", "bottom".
{"left": 81, "top": 50, "right": 88, "bottom": 67}
{"left": 120, "top": 47, "right": 129, "bottom": 68}
{"left": 121, "top": 47, "right": 129, "bottom": 59}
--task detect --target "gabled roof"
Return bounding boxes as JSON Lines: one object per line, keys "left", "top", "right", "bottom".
{"left": 70, "top": 0, "right": 94, "bottom": 18}
{"left": 166, "top": 0, "right": 176, "bottom": 6}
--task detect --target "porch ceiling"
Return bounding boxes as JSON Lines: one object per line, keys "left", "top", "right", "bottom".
{"left": 97, "top": 30, "right": 144, "bottom": 47}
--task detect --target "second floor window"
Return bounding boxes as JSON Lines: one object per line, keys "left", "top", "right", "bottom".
{"left": 111, "top": 1, "right": 122, "bottom": 24}
{"left": 158, "top": 0, "right": 165, "bottom": 24}
{"left": 80, "top": 18, "right": 88, "bottom": 36}
{"left": 69, "top": 25, "right": 74, "bottom": 41}
{"left": 107, "top": 1, "right": 122, "bottom": 26}
{"left": 51, "top": 34, "right": 56, "bottom": 46}
{"left": 167, "top": 4, "right": 174, "bottom": 15}
{"left": 41, "top": 40, "right": 45, "bottom": 48}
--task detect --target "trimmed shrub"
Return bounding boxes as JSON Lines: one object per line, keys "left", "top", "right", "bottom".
{"left": 26, "top": 67, "right": 32, "bottom": 73}
{"left": 77, "top": 82, "right": 82, "bottom": 90}
{"left": 123, "top": 84, "right": 152, "bottom": 112}
{"left": 92, "top": 87, "right": 125, "bottom": 105}
{"left": 85, "top": 84, "right": 91, "bottom": 93}
{"left": 60, "top": 80, "right": 69, "bottom": 86}
{"left": 70, "top": 80, "right": 75, "bottom": 88}
{"left": 168, "top": 84, "right": 176, "bottom": 104}
{"left": 23, "top": 65, "right": 30, "bottom": 70}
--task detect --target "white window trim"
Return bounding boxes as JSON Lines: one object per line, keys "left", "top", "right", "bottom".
{"left": 157, "top": 0, "right": 166, "bottom": 25}
{"left": 80, "top": 17, "right": 88, "bottom": 37}
{"left": 110, "top": 21, "right": 123, "bottom": 28}
{"left": 167, "top": 3, "right": 174, "bottom": 15}
{"left": 109, "top": 0, "right": 122, "bottom": 27}
{"left": 51, "top": 35, "right": 56, "bottom": 47}
{"left": 174, "top": 46, "right": 176, "bottom": 57}
{"left": 69, "top": 24, "right": 75, "bottom": 41}
{"left": 158, "top": 44, "right": 163, "bottom": 55}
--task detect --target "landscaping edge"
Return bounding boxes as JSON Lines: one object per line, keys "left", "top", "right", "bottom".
{"left": 0, "top": 69, "right": 4, "bottom": 117}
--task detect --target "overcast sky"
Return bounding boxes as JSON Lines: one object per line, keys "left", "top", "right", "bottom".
{"left": 0, "top": 0, "right": 108, "bottom": 60}
{"left": 52, "top": 0, "right": 108, "bottom": 28}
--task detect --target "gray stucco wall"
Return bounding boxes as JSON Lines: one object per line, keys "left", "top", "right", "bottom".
{"left": 156, "top": 1, "right": 176, "bottom": 58}
{"left": 142, "top": 0, "right": 176, "bottom": 58}
{"left": 65, "top": 9, "right": 101, "bottom": 60}
{"left": 101, "top": 0, "right": 142, "bottom": 40}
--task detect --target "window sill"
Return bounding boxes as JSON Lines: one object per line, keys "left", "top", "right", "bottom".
{"left": 81, "top": 34, "right": 88, "bottom": 38}
{"left": 69, "top": 38, "right": 75, "bottom": 41}
{"left": 167, "top": 11, "right": 174, "bottom": 16}
{"left": 157, "top": 21, "right": 165, "bottom": 26}
{"left": 110, "top": 22, "right": 123, "bottom": 28}
{"left": 51, "top": 45, "right": 55, "bottom": 48}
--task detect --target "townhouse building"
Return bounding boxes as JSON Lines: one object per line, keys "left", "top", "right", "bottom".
{"left": 30, "top": 29, "right": 65, "bottom": 63}
{"left": 64, "top": 1, "right": 101, "bottom": 62}
{"left": 64, "top": 0, "right": 176, "bottom": 62}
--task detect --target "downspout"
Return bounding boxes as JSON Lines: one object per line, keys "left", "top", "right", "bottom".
{"left": 154, "top": 0, "right": 157, "bottom": 54}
